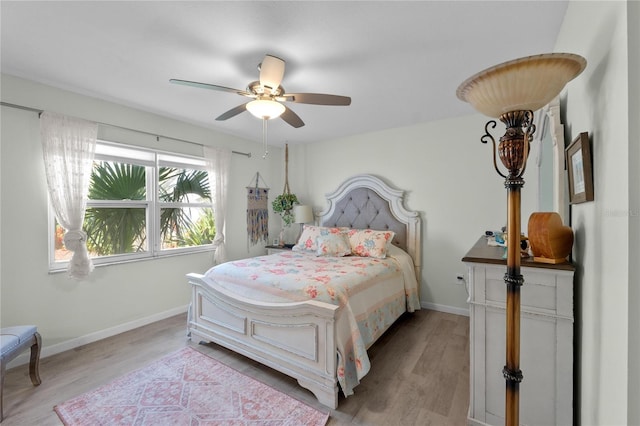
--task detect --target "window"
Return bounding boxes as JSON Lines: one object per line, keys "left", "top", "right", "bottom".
{"left": 50, "top": 141, "right": 214, "bottom": 269}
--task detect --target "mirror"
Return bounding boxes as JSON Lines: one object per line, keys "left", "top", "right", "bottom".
{"left": 532, "top": 97, "right": 569, "bottom": 225}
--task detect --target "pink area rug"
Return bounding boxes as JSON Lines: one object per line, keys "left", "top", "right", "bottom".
{"left": 54, "top": 346, "right": 329, "bottom": 425}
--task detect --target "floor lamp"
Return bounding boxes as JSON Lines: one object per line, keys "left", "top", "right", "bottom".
{"left": 456, "top": 53, "right": 586, "bottom": 426}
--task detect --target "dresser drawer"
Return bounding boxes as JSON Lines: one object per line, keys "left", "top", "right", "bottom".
{"left": 470, "top": 264, "right": 573, "bottom": 318}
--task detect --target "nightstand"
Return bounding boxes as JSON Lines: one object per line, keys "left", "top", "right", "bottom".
{"left": 265, "top": 245, "right": 292, "bottom": 255}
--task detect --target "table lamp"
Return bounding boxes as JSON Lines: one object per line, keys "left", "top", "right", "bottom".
{"left": 294, "top": 205, "right": 314, "bottom": 243}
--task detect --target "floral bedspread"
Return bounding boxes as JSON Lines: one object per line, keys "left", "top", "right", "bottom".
{"left": 203, "top": 245, "right": 420, "bottom": 397}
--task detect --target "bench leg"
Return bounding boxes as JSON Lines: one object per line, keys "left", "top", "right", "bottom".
{"left": 0, "top": 330, "right": 43, "bottom": 421}
{"left": 29, "top": 332, "right": 42, "bottom": 386}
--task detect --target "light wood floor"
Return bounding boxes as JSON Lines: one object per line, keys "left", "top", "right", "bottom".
{"left": 2, "top": 309, "right": 469, "bottom": 425}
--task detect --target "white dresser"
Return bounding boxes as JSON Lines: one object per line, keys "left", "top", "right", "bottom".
{"left": 463, "top": 237, "right": 575, "bottom": 426}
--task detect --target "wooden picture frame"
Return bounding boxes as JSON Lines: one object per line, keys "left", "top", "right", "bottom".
{"left": 566, "top": 132, "right": 594, "bottom": 204}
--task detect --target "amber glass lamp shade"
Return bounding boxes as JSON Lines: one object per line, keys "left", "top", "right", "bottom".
{"left": 457, "top": 53, "right": 586, "bottom": 178}
{"left": 456, "top": 53, "right": 586, "bottom": 118}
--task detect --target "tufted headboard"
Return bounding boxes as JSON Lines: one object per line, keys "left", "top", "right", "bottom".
{"left": 319, "top": 174, "right": 421, "bottom": 280}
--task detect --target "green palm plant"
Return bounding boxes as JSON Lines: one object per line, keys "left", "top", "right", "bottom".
{"left": 159, "top": 167, "right": 211, "bottom": 246}
{"left": 85, "top": 162, "right": 147, "bottom": 255}
{"left": 181, "top": 208, "right": 216, "bottom": 246}
{"left": 83, "top": 161, "right": 212, "bottom": 256}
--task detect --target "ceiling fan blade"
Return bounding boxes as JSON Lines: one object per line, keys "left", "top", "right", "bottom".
{"left": 280, "top": 106, "right": 305, "bottom": 128}
{"left": 259, "top": 55, "right": 285, "bottom": 92}
{"left": 170, "top": 79, "right": 253, "bottom": 97}
{"left": 215, "top": 103, "right": 249, "bottom": 121}
{"left": 281, "top": 93, "right": 351, "bottom": 106}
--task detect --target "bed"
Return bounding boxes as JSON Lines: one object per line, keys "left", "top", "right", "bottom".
{"left": 187, "top": 174, "right": 422, "bottom": 408}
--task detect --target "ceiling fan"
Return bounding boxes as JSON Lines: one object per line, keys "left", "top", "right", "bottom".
{"left": 170, "top": 54, "right": 351, "bottom": 128}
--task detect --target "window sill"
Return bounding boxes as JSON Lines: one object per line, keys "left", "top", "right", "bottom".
{"left": 48, "top": 246, "right": 215, "bottom": 274}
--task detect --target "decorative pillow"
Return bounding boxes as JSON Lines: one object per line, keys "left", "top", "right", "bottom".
{"left": 315, "top": 233, "right": 352, "bottom": 257}
{"left": 346, "top": 229, "right": 396, "bottom": 258}
{"left": 292, "top": 225, "right": 345, "bottom": 252}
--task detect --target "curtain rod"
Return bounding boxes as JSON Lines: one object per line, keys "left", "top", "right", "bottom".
{"left": 0, "top": 101, "right": 252, "bottom": 158}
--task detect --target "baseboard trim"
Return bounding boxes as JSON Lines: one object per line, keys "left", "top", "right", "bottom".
{"left": 8, "top": 305, "right": 189, "bottom": 368}
{"left": 421, "top": 301, "right": 470, "bottom": 317}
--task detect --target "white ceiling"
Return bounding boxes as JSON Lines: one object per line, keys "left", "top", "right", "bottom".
{"left": 1, "top": 1, "right": 568, "bottom": 147}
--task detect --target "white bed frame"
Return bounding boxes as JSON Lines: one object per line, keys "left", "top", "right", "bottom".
{"left": 187, "top": 174, "right": 421, "bottom": 408}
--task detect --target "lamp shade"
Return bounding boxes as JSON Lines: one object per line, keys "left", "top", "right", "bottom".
{"left": 246, "top": 99, "right": 286, "bottom": 119}
{"left": 294, "top": 205, "right": 314, "bottom": 224}
{"left": 456, "top": 53, "right": 586, "bottom": 118}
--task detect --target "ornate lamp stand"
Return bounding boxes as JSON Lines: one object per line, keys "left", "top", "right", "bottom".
{"left": 483, "top": 110, "right": 535, "bottom": 424}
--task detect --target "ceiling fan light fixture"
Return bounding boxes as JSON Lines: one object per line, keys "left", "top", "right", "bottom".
{"left": 246, "top": 99, "right": 286, "bottom": 119}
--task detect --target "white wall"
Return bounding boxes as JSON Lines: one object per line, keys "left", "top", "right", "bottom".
{"left": 554, "top": 1, "right": 635, "bottom": 424}
{"left": 627, "top": 2, "right": 640, "bottom": 424}
{"left": 288, "top": 115, "right": 540, "bottom": 313}
{"left": 0, "top": 75, "right": 282, "bottom": 355}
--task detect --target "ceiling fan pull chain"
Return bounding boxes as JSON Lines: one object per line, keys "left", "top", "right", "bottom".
{"left": 261, "top": 118, "right": 269, "bottom": 159}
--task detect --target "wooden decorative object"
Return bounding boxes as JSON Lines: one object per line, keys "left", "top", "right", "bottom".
{"left": 528, "top": 212, "right": 573, "bottom": 264}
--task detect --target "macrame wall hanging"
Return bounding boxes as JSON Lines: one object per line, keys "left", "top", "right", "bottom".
{"left": 246, "top": 172, "right": 270, "bottom": 249}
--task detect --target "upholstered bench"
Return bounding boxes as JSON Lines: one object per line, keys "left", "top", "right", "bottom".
{"left": 0, "top": 326, "right": 42, "bottom": 422}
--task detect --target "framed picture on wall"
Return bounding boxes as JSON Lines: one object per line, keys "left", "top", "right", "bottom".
{"left": 566, "top": 132, "right": 594, "bottom": 204}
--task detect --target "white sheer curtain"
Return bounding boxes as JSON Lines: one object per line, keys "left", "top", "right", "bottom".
{"left": 204, "top": 146, "right": 232, "bottom": 264}
{"left": 41, "top": 112, "right": 97, "bottom": 279}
